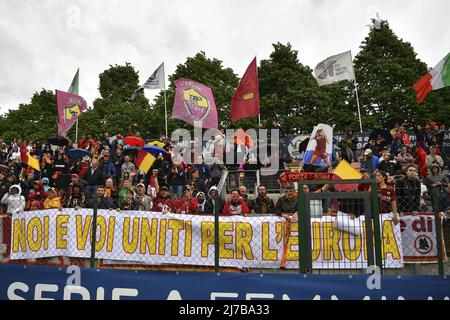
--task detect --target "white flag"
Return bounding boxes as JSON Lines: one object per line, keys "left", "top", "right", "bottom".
{"left": 131, "top": 62, "right": 165, "bottom": 99}
{"left": 313, "top": 51, "right": 355, "bottom": 86}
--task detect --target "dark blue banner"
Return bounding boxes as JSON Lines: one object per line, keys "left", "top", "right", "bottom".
{"left": 0, "top": 264, "right": 448, "bottom": 300}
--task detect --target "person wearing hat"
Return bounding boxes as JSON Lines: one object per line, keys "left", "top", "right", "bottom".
{"left": 153, "top": 186, "right": 176, "bottom": 213}
{"left": 360, "top": 148, "right": 379, "bottom": 175}
{"left": 135, "top": 182, "right": 152, "bottom": 211}
{"left": 44, "top": 187, "right": 62, "bottom": 210}
{"left": 1, "top": 184, "right": 25, "bottom": 215}
{"left": 26, "top": 180, "right": 48, "bottom": 210}
{"left": 425, "top": 146, "right": 444, "bottom": 175}
{"left": 424, "top": 164, "right": 449, "bottom": 212}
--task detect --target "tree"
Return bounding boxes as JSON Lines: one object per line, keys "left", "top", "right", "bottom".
{"left": 80, "top": 63, "right": 156, "bottom": 138}
{"left": 353, "top": 19, "right": 450, "bottom": 128}
{"left": 0, "top": 89, "right": 57, "bottom": 142}
{"left": 258, "top": 42, "right": 353, "bottom": 134}
{"left": 151, "top": 52, "right": 239, "bottom": 136}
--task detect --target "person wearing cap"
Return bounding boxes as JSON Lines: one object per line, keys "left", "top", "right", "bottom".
{"left": 360, "top": 148, "right": 379, "bottom": 175}
{"left": 425, "top": 146, "right": 444, "bottom": 175}
{"left": 424, "top": 164, "right": 449, "bottom": 212}
{"left": 44, "top": 187, "right": 62, "bottom": 210}
{"left": 1, "top": 184, "right": 25, "bottom": 215}
{"left": 153, "top": 186, "right": 176, "bottom": 213}
{"left": 65, "top": 184, "right": 86, "bottom": 209}
{"left": 135, "top": 183, "right": 152, "bottom": 211}
{"left": 378, "top": 152, "right": 400, "bottom": 176}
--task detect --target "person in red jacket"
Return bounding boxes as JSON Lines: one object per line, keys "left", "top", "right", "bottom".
{"left": 152, "top": 186, "right": 176, "bottom": 213}
{"left": 412, "top": 146, "right": 427, "bottom": 178}
{"left": 26, "top": 181, "right": 48, "bottom": 210}
{"left": 223, "top": 189, "right": 249, "bottom": 216}
{"left": 175, "top": 188, "right": 199, "bottom": 214}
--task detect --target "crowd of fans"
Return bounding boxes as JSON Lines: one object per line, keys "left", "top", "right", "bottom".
{"left": 0, "top": 120, "right": 448, "bottom": 222}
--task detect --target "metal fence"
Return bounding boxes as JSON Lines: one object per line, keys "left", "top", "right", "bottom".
{"left": 0, "top": 183, "right": 448, "bottom": 275}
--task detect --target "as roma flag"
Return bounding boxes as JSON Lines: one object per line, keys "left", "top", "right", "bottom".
{"left": 230, "top": 57, "right": 260, "bottom": 122}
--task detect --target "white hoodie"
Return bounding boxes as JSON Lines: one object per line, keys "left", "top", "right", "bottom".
{"left": 1, "top": 184, "right": 25, "bottom": 214}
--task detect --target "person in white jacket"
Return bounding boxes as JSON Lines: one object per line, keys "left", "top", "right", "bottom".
{"left": 1, "top": 184, "right": 25, "bottom": 215}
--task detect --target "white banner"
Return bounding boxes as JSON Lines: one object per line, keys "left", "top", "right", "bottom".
{"left": 9, "top": 209, "right": 403, "bottom": 269}
{"left": 400, "top": 213, "right": 447, "bottom": 263}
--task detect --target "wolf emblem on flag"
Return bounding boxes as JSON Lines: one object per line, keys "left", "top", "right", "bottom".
{"left": 172, "top": 78, "right": 218, "bottom": 128}
{"left": 182, "top": 88, "right": 211, "bottom": 121}
{"left": 56, "top": 90, "right": 87, "bottom": 137}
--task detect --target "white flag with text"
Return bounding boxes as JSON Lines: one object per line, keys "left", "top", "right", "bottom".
{"left": 313, "top": 51, "right": 355, "bottom": 86}
{"left": 131, "top": 62, "right": 165, "bottom": 99}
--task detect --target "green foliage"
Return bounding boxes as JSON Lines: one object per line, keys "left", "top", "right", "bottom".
{"left": 79, "top": 63, "right": 155, "bottom": 139}
{"left": 258, "top": 42, "right": 355, "bottom": 134}
{"left": 353, "top": 19, "right": 446, "bottom": 128}
{"left": 1, "top": 25, "right": 448, "bottom": 142}
{"left": 0, "top": 89, "right": 57, "bottom": 142}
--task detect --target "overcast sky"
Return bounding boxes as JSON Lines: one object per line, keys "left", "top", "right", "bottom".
{"left": 0, "top": 0, "right": 449, "bottom": 114}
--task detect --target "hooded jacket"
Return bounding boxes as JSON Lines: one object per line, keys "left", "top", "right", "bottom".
{"left": 196, "top": 191, "right": 207, "bottom": 213}
{"left": 205, "top": 186, "right": 224, "bottom": 214}
{"left": 1, "top": 184, "right": 25, "bottom": 214}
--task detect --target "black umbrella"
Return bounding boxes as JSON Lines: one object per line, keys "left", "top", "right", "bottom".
{"left": 369, "top": 129, "right": 393, "bottom": 145}
{"left": 123, "top": 146, "right": 141, "bottom": 158}
{"left": 48, "top": 137, "right": 68, "bottom": 147}
{"left": 384, "top": 117, "right": 406, "bottom": 130}
{"left": 298, "top": 138, "right": 310, "bottom": 154}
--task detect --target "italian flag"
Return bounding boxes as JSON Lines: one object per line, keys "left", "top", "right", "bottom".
{"left": 413, "top": 52, "right": 450, "bottom": 104}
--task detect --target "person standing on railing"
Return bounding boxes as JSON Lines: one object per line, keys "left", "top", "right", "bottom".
{"left": 375, "top": 170, "right": 399, "bottom": 224}
{"left": 248, "top": 185, "right": 275, "bottom": 214}
{"left": 223, "top": 189, "right": 249, "bottom": 216}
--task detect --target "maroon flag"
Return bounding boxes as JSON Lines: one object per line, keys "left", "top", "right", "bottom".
{"left": 172, "top": 78, "right": 218, "bottom": 128}
{"left": 230, "top": 57, "right": 260, "bottom": 122}
{"left": 56, "top": 90, "right": 87, "bottom": 137}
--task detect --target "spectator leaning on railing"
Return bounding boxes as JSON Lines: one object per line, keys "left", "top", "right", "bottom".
{"left": 248, "top": 185, "right": 275, "bottom": 214}
{"left": 223, "top": 189, "right": 249, "bottom": 216}
{"left": 1, "top": 184, "right": 25, "bottom": 215}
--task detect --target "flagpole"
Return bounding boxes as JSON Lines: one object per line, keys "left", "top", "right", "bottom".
{"left": 350, "top": 52, "right": 363, "bottom": 133}
{"left": 75, "top": 119, "right": 79, "bottom": 145}
{"left": 163, "top": 62, "right": 168, "bottom": 139}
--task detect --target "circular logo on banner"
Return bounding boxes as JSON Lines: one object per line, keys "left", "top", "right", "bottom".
{"left": 414, "top": 235, "right": 433, "bottom": 255}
